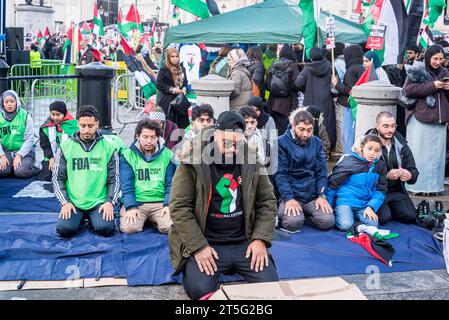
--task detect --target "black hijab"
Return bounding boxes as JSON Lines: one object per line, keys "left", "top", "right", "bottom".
{"left": 425, "top": 44, "right": 444, "bottom": 74}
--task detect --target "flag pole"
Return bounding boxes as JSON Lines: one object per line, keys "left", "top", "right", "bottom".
{"left": 330, "top": 13, "right": 335, "bottom": 78}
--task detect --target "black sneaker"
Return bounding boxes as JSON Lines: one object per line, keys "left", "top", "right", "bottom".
{"left": 417, "top": 201, "right": 438, "bottom": 230}
{"left": 432, "top": 201, "right": 445, "bottom": 220}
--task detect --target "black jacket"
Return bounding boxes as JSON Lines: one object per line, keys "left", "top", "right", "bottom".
{"left": 156, "top": 65, "right": 188, "bottom": 118}
{"left": 335, "top": 45, "right": 365, "bottom": 107}
{"left": 248, "top": 59, "right": 265, "bottom": 97}
{"left": 365, "top": 128, "right": 419, "bottom": 193}
{"left": 295, "top": 59, "right": 337, "bottom": 146}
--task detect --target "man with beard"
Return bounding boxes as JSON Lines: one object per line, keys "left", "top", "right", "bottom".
{"left": 275, "top": 110, "right": 335, "bottom": 233}
{"left": 169, "top": 111, "right": 279, "bottom": 300}
{"left": 53, "top": 105, "right": 120, "bottom": 237}
{"left": 366, "top": 112, "right": 419, "bottom": 224}
{"left": 119, "top": 119, "right": 175, "bottom": 234}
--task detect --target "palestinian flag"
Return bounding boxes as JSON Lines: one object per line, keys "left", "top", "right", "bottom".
{"left": 349, "top": 62, "right": 379, "bottom": 120}
{"left": 36, "top": 30, "right": 43, "bottom": 45}
{"left": 63, "top": 22, "right": 83, "bottom": 65}
{"left": 206, "top": 0, "right": 220, "bottom": 16}
{"left": 171, "top": 0, "right": 211, "bottom": 19}
{"left": 44, "top": 26, "right": 50, "bottom": 38}
{"left": 121, "top": 4, "right": 144, "bottom": 36}
{"left": 362, "top": 0, "right": 407, "bottom": 66}
{"left": 405, "top": 0, "right": 425, "bottom": 50}
{"left": 427, "top": 0, "right": 446, "bottom": 28}
{"left": 93, "top": 0, "right": 105, "bottom": 37}
{"left": 348, "top": 223, "right": 395, "bottom": 266}
{"left": 117, "top": 7, "right": 124, "bottom": 35}
{"left": 299, "top": 0, "right": 321, "bottom": 60}
{"left": 419, "top": 25, "right": 435, "bottom": 49}
{"left": 120, "top": 35, "right": 157, "bottom": 100}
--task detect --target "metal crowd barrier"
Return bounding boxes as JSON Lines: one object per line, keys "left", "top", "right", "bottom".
{"left": 112, "top": 73, "right": 147, "bottom": 134}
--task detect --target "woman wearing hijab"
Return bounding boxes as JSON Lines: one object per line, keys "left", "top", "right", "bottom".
{"left": 363, "top": 51, "right": 390, "bottom": 83}
{"left": 0, "top": 90, "right": 37, "bottom": 178}
{"left": 295, "top": 47, "right": 337, "bottom": 148}
{"left": 227, "top": 48, "right": 253, "bottom": 112}
{"left": 403, "top": 44, "right": 449, "bottom": 194}
{"left": 156, "top": 47, "right": 189, "bottom": 128}
{"left": 38, "top": 101, "right": 78, "bottom": 181}
{"left": 266, "top": 44, "right": 301, "bottom": 135}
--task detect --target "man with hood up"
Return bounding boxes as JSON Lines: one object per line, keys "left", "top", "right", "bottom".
{"left": 0, "top": 90, "right": 37, "bottom": 179}
{"left": 295, "top": 47, "right": 337, "bottom": 148}
{"left": 332, "top": 44, "right": 365, "bottom": 154}
{"left": 266, "top": 44, "right": 301, "bottom": 135}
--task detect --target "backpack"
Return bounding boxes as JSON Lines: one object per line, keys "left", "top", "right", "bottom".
{"left": 269, "top": 64, "right": 292, "bottom": 97}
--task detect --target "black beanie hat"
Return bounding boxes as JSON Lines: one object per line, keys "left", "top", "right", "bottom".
{"left": 216, "top": 111, "right": 246, "bottom": 132}
{"left": 248, "top": 96, "right": 264, "bottom": 111}
{"left": 49, "top": 101, "right": 67, "bottom": 116}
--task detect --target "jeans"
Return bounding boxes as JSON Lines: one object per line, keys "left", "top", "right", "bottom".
{"left": 183, "top": 241, "right": 279, "bottom": 300}
{"left": 335, "top": 205, "right": 379, "bottom": 231}
{"left": 342, "top": 106, "right": 355, "bottom": 154}
{"left": 56, "top": 204, "right": 116, "bottom": 238}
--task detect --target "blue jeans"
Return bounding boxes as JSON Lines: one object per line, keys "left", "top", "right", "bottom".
{"left": 56, "top": 204, "right": 116, "bottom": 238}
{"left": 342, "top": 106, "right": 355, "bottom": 154}
{"left": 335, "top": 205, "right": 379, "bottom": 231}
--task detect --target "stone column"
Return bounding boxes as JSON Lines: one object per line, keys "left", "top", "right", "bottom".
{"left": 352, "top": 80, "right": 401, "bottom": 139}
{"left": 191, "top": 75, "right": 235, "bottom": 118}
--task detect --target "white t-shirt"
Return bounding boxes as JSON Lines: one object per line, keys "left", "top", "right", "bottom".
{"left": 179, "top": 44, "right": 202, "bottom": 85}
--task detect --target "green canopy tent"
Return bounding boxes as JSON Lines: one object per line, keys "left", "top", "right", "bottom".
{"left": 164, "top": 0, "right": 368, "bottom": 48}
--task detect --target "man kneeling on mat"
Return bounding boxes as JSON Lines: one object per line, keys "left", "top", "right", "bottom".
{"left": 53, "top": 105, "right": 120, "bottom": 238}
{"left": 119, "top": 119, "right": 175, "bottom": 234}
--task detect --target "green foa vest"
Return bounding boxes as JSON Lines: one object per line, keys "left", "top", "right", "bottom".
{"left": 0, "top": 108, "right": 28, "bottom": 152}
{"left": 42, "top": 119, "right": 79, "bottom": 160}
{"left": 122, "top": 147, "right": 173, "bottom": 203}
{"left": 61, "top": 136, "right": 116, "bottom": 210}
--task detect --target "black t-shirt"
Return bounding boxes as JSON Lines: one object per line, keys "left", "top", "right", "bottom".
{"left": 204, "top": 162, "right": 246, "bottom": 244}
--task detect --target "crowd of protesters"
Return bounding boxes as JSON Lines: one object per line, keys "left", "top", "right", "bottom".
{"left": 3, "top": 35, "right": 449, "bottom": 299}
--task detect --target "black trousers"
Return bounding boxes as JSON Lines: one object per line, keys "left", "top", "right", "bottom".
{"left": 183, "top": 241, "right": 279, "bottom": 300}
{"left": 377, "top": 192, "right": 417, "bottom": 225}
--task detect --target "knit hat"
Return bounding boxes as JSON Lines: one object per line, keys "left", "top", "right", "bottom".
{"left": 148, "top": 107, "right": 166, "bottom": 121}
{"left": 248, "top": 96, "right": 264, "bottom": 111}
{"left": 49, "top": 100, "right": 67, "bottom": 116}
{"left": 216, "top": 111, "right": 246, "bottom": 132}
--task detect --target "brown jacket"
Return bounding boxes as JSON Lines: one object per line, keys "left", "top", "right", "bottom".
{"left": 168, "top": 127, "right": 277, "bottom": 275}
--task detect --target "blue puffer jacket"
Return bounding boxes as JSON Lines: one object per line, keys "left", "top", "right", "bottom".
{"left": 327, "top": 152, "right": 388, "bottom": 212}
{"left": 275, "top": 125, "right": 328, "bottom": 203}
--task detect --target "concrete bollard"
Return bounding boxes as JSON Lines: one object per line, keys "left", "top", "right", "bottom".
{"left": 352, "top": 80, "right": 401, "bottom": 139}
{"left": 191, "top": 75, "right": 235, "bottom": 118}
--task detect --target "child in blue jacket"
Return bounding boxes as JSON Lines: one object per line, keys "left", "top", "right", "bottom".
{"left": 328, "top": 134, "right": 388, "bottom": 231}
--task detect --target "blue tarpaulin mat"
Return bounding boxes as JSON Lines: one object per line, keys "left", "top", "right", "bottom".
{"left": 0, "top": 213, "right": 445, "bottom": 286}
{"left": 0, "top": 178, "right": 60, "bottom": 212}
